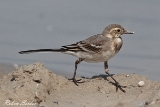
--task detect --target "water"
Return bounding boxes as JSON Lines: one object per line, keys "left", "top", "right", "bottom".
{"left": 0, "top": 0, "right": 160, "bottom": 80}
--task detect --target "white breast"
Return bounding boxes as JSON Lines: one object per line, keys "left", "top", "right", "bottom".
{"left": 115, "top": 37, "right": 122, "bottom": 44}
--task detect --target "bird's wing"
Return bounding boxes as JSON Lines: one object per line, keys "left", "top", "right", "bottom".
{"left": 61, "top": 34, "right": 111, "bottom": 53}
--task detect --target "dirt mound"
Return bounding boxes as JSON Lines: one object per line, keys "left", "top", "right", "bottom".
{"left": 0, "top": 62, "right": 160, "bottom": 107}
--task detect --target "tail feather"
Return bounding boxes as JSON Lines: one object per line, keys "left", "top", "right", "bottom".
{"left": 19, "top": 49, "right": 65, "bottom": 54}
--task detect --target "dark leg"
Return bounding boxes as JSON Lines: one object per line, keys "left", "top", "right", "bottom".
{"left": 104, "top": 61, "right": 126, "bottom": 93}
{"left": 69, "top": 58, "right": 84, "bottom": 85}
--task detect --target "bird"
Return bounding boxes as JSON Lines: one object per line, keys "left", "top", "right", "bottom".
{"left": 19, "top": 24, "right": 134, "bottom": 92}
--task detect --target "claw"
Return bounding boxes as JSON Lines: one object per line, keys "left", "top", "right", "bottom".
{"left": 105, "top": 71, "right": 126, "bottom": 93}
{"left": 68, "top": 78, "right": 84, "bottom": 86}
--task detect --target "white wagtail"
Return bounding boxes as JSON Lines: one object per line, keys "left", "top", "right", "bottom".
{"left": 19, "top": 24, "right": 134, "bottom": 92}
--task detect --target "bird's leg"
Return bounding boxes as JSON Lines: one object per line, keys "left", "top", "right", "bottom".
{"left": 104, "top": 61, "right": 126, "bottom": 93}
{"left": 69, "top": 58, "right": 84, "bottom": 86}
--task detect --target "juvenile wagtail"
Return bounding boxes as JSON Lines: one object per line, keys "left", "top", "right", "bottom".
{"left": 19, "top": 24, "right": 134, "bottom": 92}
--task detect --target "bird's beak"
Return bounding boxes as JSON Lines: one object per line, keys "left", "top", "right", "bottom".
{"left": 124, "top": 31, "right": 134, "bottom": 34}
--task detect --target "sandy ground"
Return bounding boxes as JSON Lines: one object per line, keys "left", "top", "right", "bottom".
{"left": 0, "top": 62, "right": 160, "bottom": 107}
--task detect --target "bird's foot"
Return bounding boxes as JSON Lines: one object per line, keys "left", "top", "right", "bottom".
{"left": 68, "top": 78, "right": 84, "bottom": 86}
{"left": 110, "top": 81, "right": 126, "bottom": 93}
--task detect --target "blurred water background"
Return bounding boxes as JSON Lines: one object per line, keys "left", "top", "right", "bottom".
{"left": 0, "top": 0, "right": 160, "bottom": 80}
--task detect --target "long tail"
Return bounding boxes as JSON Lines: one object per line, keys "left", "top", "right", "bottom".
{"left": 19, "top": 49, "right": 65, "bottom": 54}
{"left": 19, "top": 42, "right": 86, "bottom": 54}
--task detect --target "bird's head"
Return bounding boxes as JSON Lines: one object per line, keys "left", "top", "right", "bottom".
{"left": 102, "top": 24, "right": 134, "bottom": 38}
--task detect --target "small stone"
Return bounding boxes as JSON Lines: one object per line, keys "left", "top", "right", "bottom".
{"left": 126, "top": 75, "right": 129, "bottom": 77}
{"left": 138, "top": 81, "right": 145, "bottom": 87}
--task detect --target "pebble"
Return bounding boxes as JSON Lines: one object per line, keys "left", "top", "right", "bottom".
{"left": 138, "top": 81, "right": 145, "bottom": 87}
{"left": 126, "top": 74, "right": 129, "bottom": 77}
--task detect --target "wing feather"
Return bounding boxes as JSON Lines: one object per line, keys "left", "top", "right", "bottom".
{"left": 61, "top": 34, "right": 110, "bottom": 53}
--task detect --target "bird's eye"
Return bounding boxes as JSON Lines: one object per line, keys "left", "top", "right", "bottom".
{"left": 117, "top": 29, "right": 120, "bottom": 32}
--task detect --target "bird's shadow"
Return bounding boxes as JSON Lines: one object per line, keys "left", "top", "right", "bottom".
{"left": 81, "top": 74, "right": 116, "bottom": 85}
{"left": 81, "top": 74, "right": 127, "bottom": 92}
